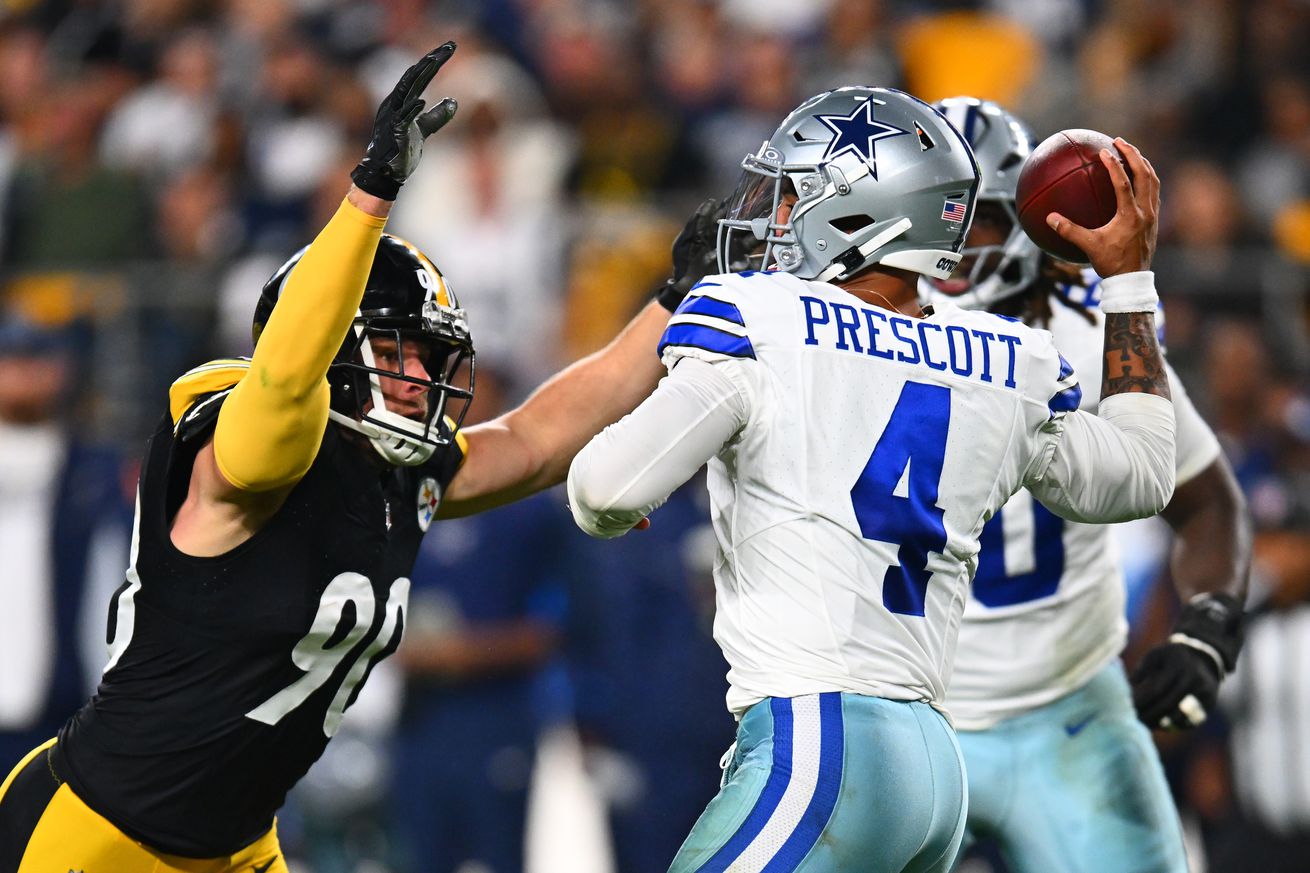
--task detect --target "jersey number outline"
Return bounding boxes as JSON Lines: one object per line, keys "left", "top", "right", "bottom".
{"left": 105, "top": 490, "right": 144, "bottom": 674}
{"left": 849, "top": 381, "right": 951, "bottom": 617}
{"left": 247, "top": 573, "right": 409, "bottom": 737}
{"left": 973, "top": 491, "right": 1066, "bottom": 607}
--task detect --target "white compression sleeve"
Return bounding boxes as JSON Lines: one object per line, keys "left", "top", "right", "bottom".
{"left": 567, "top": 357, "right": 748, "bottom": 539}
{"left": 1027, "top": 393, "right": 1177, "bottom": 524}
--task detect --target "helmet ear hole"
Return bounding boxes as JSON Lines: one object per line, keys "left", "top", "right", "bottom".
{"left": 829, "top": 214, "right": 876, "bottom": 236}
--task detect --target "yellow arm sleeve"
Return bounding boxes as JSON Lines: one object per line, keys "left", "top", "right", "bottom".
{"left": 213, "top": 198, "right": 387, "bottom": 492}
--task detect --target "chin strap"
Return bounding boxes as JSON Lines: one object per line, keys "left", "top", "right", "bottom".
{"left": 328, "top": 409, "right": 437, "bottom": 466}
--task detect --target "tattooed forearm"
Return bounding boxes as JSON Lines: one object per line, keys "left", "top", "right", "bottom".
{"left": 1102, "top": 312, "right": 1171, "bottom": 399}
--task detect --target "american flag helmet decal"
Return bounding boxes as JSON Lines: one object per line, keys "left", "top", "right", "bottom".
{"left": 942, "top": 199, "right": 968, "bottom": 223}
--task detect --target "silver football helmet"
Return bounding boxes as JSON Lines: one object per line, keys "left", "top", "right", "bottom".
{"left": 920, "top": 97, "right": 1042, "bottom": 311}
{"left": 718, "top": 86, "right": 979, "bottom": 283}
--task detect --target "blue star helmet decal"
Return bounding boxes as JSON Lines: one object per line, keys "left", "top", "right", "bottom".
{"left": 815, "top": 95, "right": 910, "bottom": 180}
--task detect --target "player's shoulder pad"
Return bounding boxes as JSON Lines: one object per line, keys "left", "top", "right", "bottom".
{"left": 1015, "top": 324, "right": 1082, "bottom": 418}
{"left": 418, "top": 415, "right": 468, "bottom": 494}
{"left": 658, "top": 274, "right": 759, "bottom": 366}
{"left": 169, "top": 358, "right": 250, "bottom": 441}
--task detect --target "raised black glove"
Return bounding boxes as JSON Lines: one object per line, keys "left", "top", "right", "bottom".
{"left": 351, "top": 42, "right": 459, "bottom": 201}
{"left": 1131, "top": 592, "right": 1244, "bottom": 730}
{"left": 655, "top": 197, "right": 729, "bottom": 312}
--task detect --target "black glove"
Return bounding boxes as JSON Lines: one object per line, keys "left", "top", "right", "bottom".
{"left": 351, "top": 42, "right": 459, "bottom": 201}
{"left": 1131, "top": 592, "right": 1244, "bottom": 730}
{"left": 655, "top": 197, "right": 729, "bottom": 312}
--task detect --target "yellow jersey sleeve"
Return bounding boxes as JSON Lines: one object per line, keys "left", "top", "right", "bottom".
{"left": 212, "top": 198, "right": 387, "bottom": 492}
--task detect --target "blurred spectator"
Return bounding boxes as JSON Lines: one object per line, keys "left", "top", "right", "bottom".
{"left": 719, "top": 0, "right": 831, "bottom": 37}
{"left": 1272, "top": 198, "right": 1310, "bottom": 265}
{"left": 560, "top": 201, "right": 674, "bottom": 362}
{"left": 0, "top": 314, "right": 131, "bottom": 772}
{"left": 3, "top": 78, "right": 152, "bottom": 270}
{"left": 241, "top": 33, "right": 347, "bottom": 247}
{"left": 155, "top": 165, "right": 241, "bottom": 264}
{"left": 1237, "top": 73, "right": 1310, "bottom": 233}
{"left": 692, "top": 30, "right": 804, "bottom": 195}
{"left": 0, "top": 25, "right": 48, "bottom": 259}
{"left": 530, "top": 9, "right": 680, "bottom": 199}
{"left": 98, "top": 28, "right": 221, "bottom": 183}
{"left": 1154, "top": 158, "right": 1259, "bottom": 316}
{"left": 1205, "top": 534, "right": 1310, "bottom": 872}
{"left": 898, "top": 8, "right": 1041, "bottom": 106}
{"left": 387, "top": 363, "right": 577, "bottom": 873}
{"left": 571, "top": 478, "right": 734, "bottom": 873}
{"left": 390, "top": 49, "right": 576, "bottom": 379}
{"left": 647, "top": 0, "right": 727, "bottom": 117}
{"left": 213, "top": 0, "right": 299, "bottom": 108}
{"left": 802, "top": 0, "right": 900, "bottom": 98}
{"left": 1076, "top": 0, "right": 1233, "bottom": 153}
{"left": 1202, "top": 319, "right": 1310, "bottom": 530}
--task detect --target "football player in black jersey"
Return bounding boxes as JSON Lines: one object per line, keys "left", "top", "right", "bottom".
{"left": 0, "top": 42, "right": 706, "bottom": 873}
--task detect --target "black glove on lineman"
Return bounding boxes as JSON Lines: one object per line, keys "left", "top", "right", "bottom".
{"left": 655, "top": 197, "right": 730, "bottom": 313}
{"left": 351, "top": 42, "right": 459, "bottom": 201}
{"left": 1131, "top": 592, "right": 1245, "bottom": 730}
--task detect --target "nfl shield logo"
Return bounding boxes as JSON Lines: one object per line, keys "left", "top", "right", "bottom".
{"left": 417, "top": 477, "right": 441, "bottom": 532}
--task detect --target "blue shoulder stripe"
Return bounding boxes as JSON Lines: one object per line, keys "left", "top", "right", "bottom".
{"left": 1057, "top": 354, "right": 1074, "bottom": 382}
{"left": 658, "top": 323, "right": 756, "bottom": 360}
{"left": 675, "top": 293, "right": 746, "bottom": 326}
{"left": 1049, "top": 384, "right": 1083, "bottom": 416}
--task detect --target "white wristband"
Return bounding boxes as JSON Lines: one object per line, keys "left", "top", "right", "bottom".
{"left": 1098, "top": 270, "right": 1159, "bottom": 313}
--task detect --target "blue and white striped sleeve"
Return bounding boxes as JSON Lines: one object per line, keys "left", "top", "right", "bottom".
{"left": 658, "top": 282, "right": 756, "bottom": 369}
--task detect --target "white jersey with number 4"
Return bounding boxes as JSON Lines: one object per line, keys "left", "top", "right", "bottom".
{"left": 946, "top": 277, "right": 1221, "bottom": 730}
{"left": 651, "top": 271, "right": 1094, "bottom": 714}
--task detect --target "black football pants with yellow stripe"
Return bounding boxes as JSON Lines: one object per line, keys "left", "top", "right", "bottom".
{"left": 0, "top": 740, "right": 288, "bottom": 873}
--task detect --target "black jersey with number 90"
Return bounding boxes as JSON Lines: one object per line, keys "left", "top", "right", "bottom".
{"left": 57, "top": 388, "right": 457, "bottom": 857}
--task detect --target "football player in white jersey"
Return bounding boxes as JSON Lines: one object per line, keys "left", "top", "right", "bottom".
{"left": 924, "top": 97, "right": 1250, "bottom": 873}
{"left": 567, "top": 86, "right": 1177, "bottom": 873}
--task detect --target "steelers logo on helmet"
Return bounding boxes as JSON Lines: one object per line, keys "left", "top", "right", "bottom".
{"left": 918, "top": 97, "right": 1043, "bottom": 312}
{"left": 254, "top": 234, "right": 475, "bottom": 467}
{"left": 717, "top": 86, "right": 979, "bottom": 286}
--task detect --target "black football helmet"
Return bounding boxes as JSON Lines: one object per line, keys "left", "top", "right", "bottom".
{"left": 254, "top": 235, "right": 474, "bottom": 466}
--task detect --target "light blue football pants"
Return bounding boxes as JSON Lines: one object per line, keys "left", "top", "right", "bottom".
{"left": 956, "top": 661, "right": 1188, "bottom": 873}
{"left": 668, "top": 692, "right": 967, "bottom": 873}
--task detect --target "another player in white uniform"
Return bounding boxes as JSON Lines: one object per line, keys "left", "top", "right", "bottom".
{"left": 568, "top": 87, "right": 1177, "bottom": 873}
{"left": 925, "top": 97, "right": 1250, "bottom": 873}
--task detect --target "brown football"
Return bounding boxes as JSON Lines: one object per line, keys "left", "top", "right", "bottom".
{"left": 1016, "top": 129, "right": 1127, "bottom": 264}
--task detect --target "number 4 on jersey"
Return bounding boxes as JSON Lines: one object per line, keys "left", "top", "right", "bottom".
{"left": 849, "top": 382, "right": 951, "bottom": 617}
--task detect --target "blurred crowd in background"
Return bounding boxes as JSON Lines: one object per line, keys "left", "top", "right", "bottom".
{"left": 1, "top": 0, "right": 1309, "bottom": 871}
